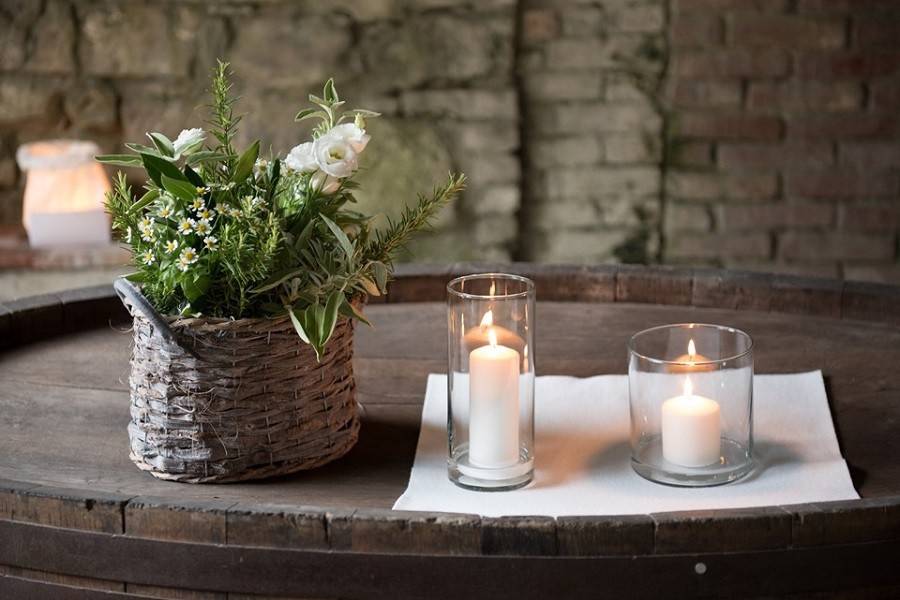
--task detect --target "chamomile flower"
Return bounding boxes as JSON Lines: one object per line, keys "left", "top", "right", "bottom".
{"left": 139, "top": 217, "right": 153, "bottom": 231}
{"left": 177, "top": 218, "right": 196, "bottom": 235}
{"left": 196, "top": 207, "right": 216, "bottom": 220}
{"left": 177, "top": 247, "right": 199, "bottom": 271}
{"left": 165, "top": 239, "right": 179, "bottom": 254}
{"left": 140, "top": 249, "right": 155, "bottom": 265}
{"left": 140, "top": 228, "right": 156, "bottom": 242}
{"left": 191, "top": 197, "right": 205, "bottom": 211}
{"left": 157, "top": 204, "right": 174, "bottom": 219}
{"left": 229, "top": 207, "right": 242, "bottom": 218}
{"left": 193, "top": 218, "right": 212, "bottom": 236}
{"left": 203, "top": 235, "right": 218, "bottom": 251}
{"left": 195, "top": 186, "right": 208, "bottom": 196}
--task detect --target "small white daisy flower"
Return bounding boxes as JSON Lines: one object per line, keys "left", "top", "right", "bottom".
{"left": 203, "top": 235, "right": 218, "bottom": 251}
{"left": 193, "top": 218, "right": 212, "bottom": 235}
{"left": 125, "top": 228, "right": 133, "bottom": 243}
{"left": 196, "top": 207, "right": 216, "bottom": 220}
{"left": 165, "top": 240, "right": 178, "bottom": 254}
{"left": 177, "top": 247, "right": 199, "bottom": 272}
{"left": 177, "top": 218, "right": 196, "bottom": 235}
{"left": 140, "top": 229, "right": 155, "bottom": 242}
{"left": 229, "top": 207, "right": 242, "bottom": 218}
{"left": 157, "top": 205, "right": 173, "bottom": 219}
{"left": 139, "top": 217, "right": 153, "bottom": 231}
{"left": 195, "top": 186, "right": 208, "bottom": 195}
{"left": 191, "top": 197, "right": 205, "bottom": 211}
{"left": 141, "top": 250, "right": 155, "bottom": 265}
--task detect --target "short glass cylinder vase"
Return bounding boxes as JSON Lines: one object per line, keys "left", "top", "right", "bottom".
{"left": 628, "top": 323, "right": 754, "bottom": 487}
{"left": 447, "top": 273, "right": 535, "bottom": 491}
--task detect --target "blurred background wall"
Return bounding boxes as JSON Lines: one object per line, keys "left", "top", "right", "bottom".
{"left": 1, "top": 0, "right": 899, "bottom": 298}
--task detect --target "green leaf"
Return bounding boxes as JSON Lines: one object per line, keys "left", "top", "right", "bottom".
{"left": 340, "top": 296, "right": 371, "bottom": 327}
{"left": 124, "top": 271, "right": 148, "bottom": 283}
{"left": 183, "top": 164, "right": 204, "bottom": 188}
{"left": 320, "top": 214, "right": 353, "bottom": 260}
{"left": 125, "top": 143, "right": 161, "bottom": 156}
{"left": 372, "top": 261, "right": 388, "bottom": 293}
{"left": 128, "top": 189, "right": 159, "bottom": 215}
{"left": 181, "top": 275, "right": 204, "bottom": 303}
{"left": 359, "top": 275, "right": 380, "bottom": 297}
{"left": 231, "top": 140, "right": 259, "bottom": 183}
{"left": 319, "top": 290, "right": 343, "bottom": 347}
{"left": 147, "top": 132, "right": 174, "bottom": 157}
{"left": 346, "top": 109, "right": 382, "bottom": 118}
{"left": 140, "top": 153, "right": 186, "bottom": 187}
{"left": 161, "top": 175, "right": 199, "bottom": 203}
{"left": 323, "top": 78, "right": 338, "bottom": 103}
{"left": 95, "top": 154, "right": 142, "bottom": 167}
{"left": 294, "top": 108, "right": 326, "bottom": 122}
{"left": 186, "top": 151, "right": 231, "bottom": 166}
{"left": 289, "top": 307, "right": 312, "bottom": 345}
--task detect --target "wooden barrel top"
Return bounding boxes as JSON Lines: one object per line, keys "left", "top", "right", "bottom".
{"left": 1, "top": 264, "right": 899, "bottom": 599}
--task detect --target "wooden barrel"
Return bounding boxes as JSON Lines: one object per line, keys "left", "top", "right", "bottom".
{"left": 1, "top": 264, "right": 899, "bottom": 599}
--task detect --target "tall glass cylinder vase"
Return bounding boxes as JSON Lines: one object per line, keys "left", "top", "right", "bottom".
{"left": 447, "top": 273, "right": 535, "bottom": 491}
{"left": 628, "top": 323, "right": 754, "bottom": 487}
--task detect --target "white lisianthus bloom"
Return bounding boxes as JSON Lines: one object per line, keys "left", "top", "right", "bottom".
{"left": 173, "top": 128, "right": 205, "bottom": 156}
{"left": 284, "top": 142, "right": 317, "bottom": 173}
{"left": 313, "top": 132, "right": 358, "bottom": 178}
{"left": 310, "top": 170, "right": 341, "bottom": 195}
{"left": 329, "top": 123, "right": 370, "bottom": 153}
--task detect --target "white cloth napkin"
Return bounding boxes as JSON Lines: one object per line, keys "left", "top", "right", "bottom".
{"left": 393, "top": 372, "right": 858, "bottom": 516}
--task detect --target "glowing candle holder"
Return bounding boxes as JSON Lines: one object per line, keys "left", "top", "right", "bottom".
{"left": 628, "top": 323, "right": 754, "bottom": 487}
{"left": 447, "top": 273, "right": 535, "bottom": 491}
{"left": 16, "top": 140, "right": 111, "bottom": 248}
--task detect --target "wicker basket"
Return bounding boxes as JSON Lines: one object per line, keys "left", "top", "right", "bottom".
{"left": 122, "top": 295, "right": 360, "bottom": 483}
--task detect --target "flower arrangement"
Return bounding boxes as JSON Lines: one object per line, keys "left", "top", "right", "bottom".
{"left": 99, "top": 61, "right": 465, "bottom": 357}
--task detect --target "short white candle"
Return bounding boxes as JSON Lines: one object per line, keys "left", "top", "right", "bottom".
{"left": 661, "top": 377, "right": 721, "bottom": 467}
{"left": 468, "top": 328, "right": 520, "bottom": 469}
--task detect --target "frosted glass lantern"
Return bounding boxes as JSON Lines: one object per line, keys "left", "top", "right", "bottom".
{"left": 16, "top": 140, "right": 111, "bottom": 248}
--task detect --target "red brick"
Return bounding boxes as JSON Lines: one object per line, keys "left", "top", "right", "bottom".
{"left": 870, "top": 81, "right": 900, "bottom": 110}
{"left": 720, "top": 202, "right": 834, "bottom": 230}
{"left": 668, "top": 232, "right": 772, "bottom": 260}
{"left": 668, "top": 80, "right": 742, "bottom": 108}
{"left": 521, "top": 8, "right": 560, "bottom": 46}
{"left": 839, "top": 142, "right": 900, "bottom": 170}
{"left": 799, "top": 0, "right": 900, "bottom": 12}
{"left": 853, "top": 17, "right": 900, "bottom": 47}
{"left": 785, "top": 169, "right": 898, "bottom": 199}
{"left": 673, "top": 48, "right": 790, "bottom": 78}
{"left": 670, "top": 13, "right": 722, "bottom": 46}
{"left": 779, "top": 231, "right": 895, "bottom": 261}
{"left": 797, "top": 51, "right": 900, "bottom": 79}
{"left": 746, "top": 81, "right": 863, "bottom": 113}
{"left": 787, "top": 113, "right": 900, "bottom": 140}
{"left": 730, "top": 15, "right": 846, "bottom": 48}
{"left": 667, "top": 171, "right": 779, "bottom": 201}
{"left": 839, "top": 203, "right": 900, "bottom": 232}
{"left": 670, "top": 140, "right": 714, "bottom": 167}
{"left": 718, "top": 142, "right": 833, "bottom": 170}
{"left": 675, "top": 0, "right": 788, "bottom": 12}
{"left": 676, "top": 113, "right": 783, "bottom": 141}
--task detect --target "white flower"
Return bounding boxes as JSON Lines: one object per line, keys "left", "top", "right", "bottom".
{"left": 285, "top": 142, "right": 317, "bottom": 173}
{"left": 313, "top": 132, "right": 358, "bottom": 178}
{"left": 310, "top": 171, "right": 341, "bottom": 195}
{"left": 203, "top": 236, "right": 218, "bottom": 250}
{"left": 196, "top": 207, "right": 216, "bottom": 220}
{"left": 191, "top": 197, "right": 205, "bottom": 211}
{"left": 253, "top": 159, "right": 268, "bottom": 178}
{"left": 329, "top": 123, "right": 370, "bottom": 154}
{"left": 140, "top": 227, "right": 155, "bottom": 242}
{"left": 193, "top": 218, "right": 212, "bottom": 235}
{"left": 157, "top": 205, "right": 173, "bottom": 219}
{"left": 141, "top": 249, "right": 155, "bottom": 265}
{"left": 165, "top": 240, "right": 179, "bottom": 254}
{"left": 173, "top": 128, "right": 205, "bottom": 156}
{"left": 177, "top": 247, "right": 199, "bottom": 271}
{"left": 125, "top": 228, "right": 133, "bottom": 243}
{"left": 229, "top": 207, "right": 242, "bottom": 218}
{"left": 138, "top": 217, "right": 153, "bottom": 231}
{"left": 177, "top": 218, "right": 196, "bottom": 235}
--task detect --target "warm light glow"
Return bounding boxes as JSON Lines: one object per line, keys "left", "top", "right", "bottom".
{"left": 488, "top": 328, "right": 498, "bottom": 349}
{"left": 489, "top": 280, "right": 496, "bottom": 297}
{"left": 16, "top": 140, "right": 111, "bottom": 247}
{"left": 684, "top": 377, "right": 693, "bottom": 397}
{"left": 687, "top": 339, "right": 696, "bottom": 360}
{"left": 480, "top": 309, "right": 493, "bottom": 328}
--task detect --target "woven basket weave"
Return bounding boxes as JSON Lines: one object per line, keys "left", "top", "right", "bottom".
{"left": 124, "top": 300, "right": 360, "bottom": 483}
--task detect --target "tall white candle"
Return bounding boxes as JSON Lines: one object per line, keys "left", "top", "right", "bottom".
{"left": 469, "top": 328, "right": 520, "bottom": 468}
{"left": 661, "top": 378, "right": 721, "bottom": 467}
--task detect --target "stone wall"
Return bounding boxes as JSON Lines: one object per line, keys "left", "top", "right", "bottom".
{"left": 663, "top": 0, "right": 900, "bottom": 282}
{"left": 1, "top": 0, "right": 899, "bottom": 282}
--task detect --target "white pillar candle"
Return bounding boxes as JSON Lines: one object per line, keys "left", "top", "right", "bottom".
{"left": 468, "top": 328, "right": 520, "bottom": 469}
{"left": 661, "top": 378, "right": 721, "bottom": 467}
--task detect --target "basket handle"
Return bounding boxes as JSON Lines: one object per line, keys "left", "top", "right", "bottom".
{"left": 114, "top": 277, "right": 189, "bottom": 353}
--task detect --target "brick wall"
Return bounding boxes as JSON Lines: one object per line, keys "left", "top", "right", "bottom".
{"left": 2, "top": 0, "right": 900, "bottom": 282}
{"left": 664, "top": 0, "right": 900, "bottom": 282}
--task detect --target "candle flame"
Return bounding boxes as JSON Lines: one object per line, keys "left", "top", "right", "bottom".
{"left": 489, "top": 280, "right": 496, "bottom": 297}
{"left": 687, "top": 338, "right": 696, "bottom": 360}
{"left": 488, "top": 328, "right": 498, "bottom": 348}
{"left": 684, "top": 377, "right": 693, "bottom": 397}
{"left": 480, "top": 309, "right": 493, "bottom": 328}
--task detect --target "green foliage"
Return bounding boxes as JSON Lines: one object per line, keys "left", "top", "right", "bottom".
{"left": 100, "top": 64, "right": 465, "bottom": 357}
